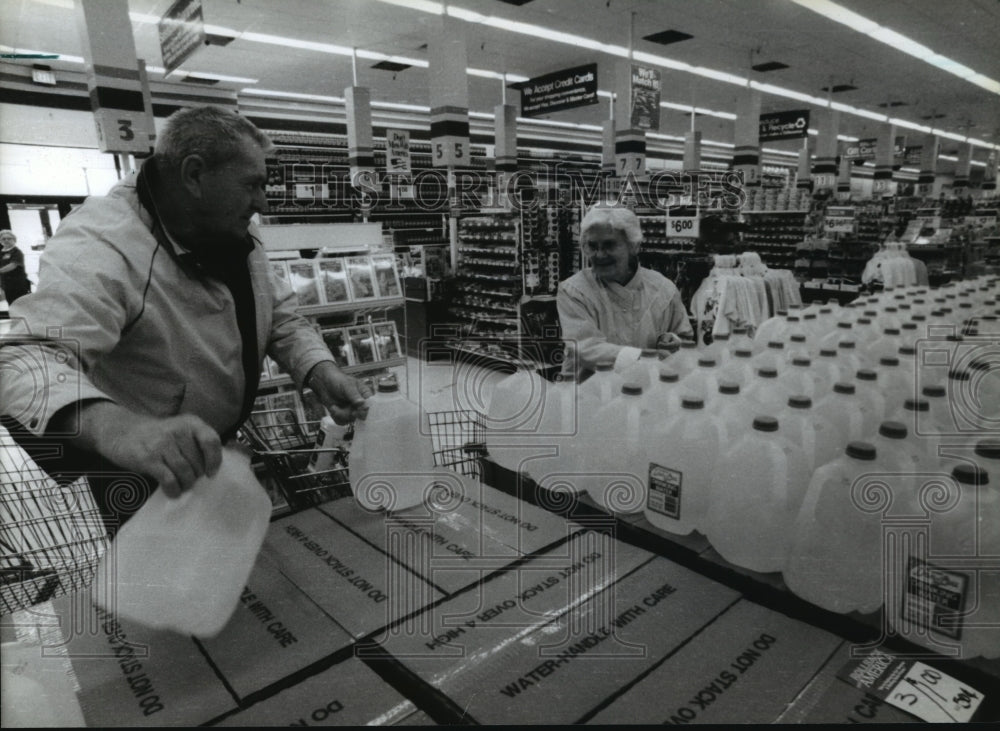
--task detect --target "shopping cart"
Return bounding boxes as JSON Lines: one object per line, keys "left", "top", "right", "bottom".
{"left": 1, "top": 430, "right": 108, "bottom": 616}
{"left": 239, "top": 407, "right": 487, "bottom": 513}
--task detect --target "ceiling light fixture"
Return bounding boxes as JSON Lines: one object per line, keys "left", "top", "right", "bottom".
{"left": 789, "top": 0, "right": 1000, "bottom": 98}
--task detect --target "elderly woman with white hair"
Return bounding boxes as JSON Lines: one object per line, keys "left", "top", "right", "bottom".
{"left": 0, "top": 229, "right": 32, "bottom": 306}
{"left": 557, "top": 206, "right": 692, "bottom": 376}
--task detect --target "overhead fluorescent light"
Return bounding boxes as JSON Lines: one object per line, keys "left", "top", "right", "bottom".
{"left": 241, "top": 88, "right": 345, "bottom": 103}
{"left": 750, "top": 81, "right": 828, "bottom": 106}
{"left": 762, "top": 148, "right": 801, "bottom": 157}
{"left": 703, "top": 140, "right": 736, "bottom": 149}
{"left": 837, "top": 135, "right": 860, "bottom": 142}
{"left": 968, "top": 138, "right": 998, "bottom": 149}
{"left": 938, "top": 155, "right": 959, "bottom": 162}
{"left": 517, "top": 117, "right": 602, "bottom": 132}
{"left": 372, "top": 100, "right": 430, "bottom": 112}
{"left": 182, "top": 71, "right": 258, "bottom": 84}
{"left": 647, "top": 133, "right": 686, "bottom": 142}
{"left": 970, "top": 160, "right": 986, "bottom": 168}
{"left": 899, "top": 167, "right": 919, "bottom": 173}
{"left": 790, "top": 0, "right": 1000, "bottom": 97}
{"left": 890, "top": 118, "right": 932, "bottom": 133}
{"left": 933, "top": 129, "right": 967, "bottom": 142}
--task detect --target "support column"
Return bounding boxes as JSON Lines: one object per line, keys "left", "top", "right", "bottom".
{"left": 837, "top": 141, "right": 852, "bottom": 199}
{"left": 494, "top": 102, "right": 518, "bottom": 193}
{"left": 732, "top": 87, "right": 761, "bottom": 186}
{"left": 917, "top": 133, "right": 939, "bottom": 197}
{"left": 682, "top": 130, "right": 701, "bottom": 173}
{"left": 601, "top": 119, "right": 616, "bottom": 178}
{"left": 613, "top": 61, "right": 645, "bottom": 179}
{"left": 345, "top": 85, "right": 374, "bottom": 181}
{"left": 953, "top": 142, "right": 972, "bottom": 191}
{"left": 74, "top": 0, "right": 154, "bottom": 156}
{"left": 873, "top": 123, "right": 897, "bottom": 196}
{"left": 427, "top": 15, "right": 470, "bottom": 170}
{"left": 796, "top": 137, "right": 812, "bottom": 190}
{"left": 811, "top": 108, "right": 840, "bottom": 193}
{"left": 983, "top": 150, "right": 998, "bottom": 193}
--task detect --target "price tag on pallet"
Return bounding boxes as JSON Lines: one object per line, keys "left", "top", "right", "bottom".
{"left": 835, "top": 649, "right": 984, "bottom": 723}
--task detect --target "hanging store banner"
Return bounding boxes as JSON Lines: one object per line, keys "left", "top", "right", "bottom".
{"left": 385, "top": 128, "right": 411, "bottom": 174}
{"left": 904, "top": 145, "right": 922, "bottom": 166}
{"left": 893, "top": 135, "right": 908, "bottom": 164}
{"left": 846, "top": 138, "right": 877, "bottom": 160}
{"left": 158, "top": 0, "right": 205, "bottom": 75}
{"left": 516, "top": 63, "right": 598, "bottom": 118}
{"left": 758, "top": 109, "right": 810, "bottom": 142}
{"left": 630, "top": 64, "right": 661, "bottom": 131}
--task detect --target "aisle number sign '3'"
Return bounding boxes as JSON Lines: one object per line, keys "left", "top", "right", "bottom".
{"left": 94, "top": 108, "right": 151, "bottom": 155}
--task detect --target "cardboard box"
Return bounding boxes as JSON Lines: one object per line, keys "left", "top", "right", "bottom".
{"left": 17, "top": 589, "right": 236, "bottom": 727}
{"left": 197, "top": 552, "right": 353, "bottom": 700}
{"left": 215, "top": 656, "right": 416, "bottom": 726}
{"left": 588, "top": 598, "right": 842, "bottom": 724}
{"left": 263, "top": 509, "right": 444, "bottom": 637}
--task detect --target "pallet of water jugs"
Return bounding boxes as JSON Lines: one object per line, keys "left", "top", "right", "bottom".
{"left": 484, "top": 274, "right": 1000, "bottom": 659}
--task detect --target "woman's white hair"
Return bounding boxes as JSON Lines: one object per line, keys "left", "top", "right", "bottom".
{"left": 579, "top": 206, "right": 643, "bottom": 249}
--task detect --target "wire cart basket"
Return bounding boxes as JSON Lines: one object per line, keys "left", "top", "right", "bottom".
{"left": 1, "top": 430, "right": 109, "bottom": 616}
{"left": 239, "top": 407, "right": 486, "bottom": 513}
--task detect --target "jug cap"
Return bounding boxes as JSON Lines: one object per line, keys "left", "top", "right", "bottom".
{"left": 718, "top": 381, "right": 740, "bottom": 395}
{"left": 788, "top": 395, "right": 812, "bottom": 409}
{"left": 621, "top": 382, "right": 643, "bottom": 396}
{"left": 757, "top": 367, "right": 778, "bottom": 378}
{"left": 903, "top": 398, "right": 930, "bottom": 412}
{"left": 969, "top": 358, "right": 992, "bottom": 371}
{"left": 959, "top": 302, "right": 972, "bottom": 309}
{"left": 838, "top": 340, "right": 856, "bottom": 350}
{"left": 752, "top": 416, "right": 779, "bottom": 432}
{"left": 713, "top": 333, "right": 730, "bottom": 341}
{"left": 952, "top": 464, "right": 989, "bottom": 486}
{"left": 879, "top": 421, "right": 907, "bottom": 439}
{"left": 901, "top": 322, "right": 918, "bottom": 330}
{"left": 846, "top": 442, "right": 877, "bottom": 461}
{"left": 803, "top": 313, "right": 817, "bottom": 320}
{"left": 819, "top": 307, "right": 833, "bottom": 314}
{"left": 857, "top": 369, "right": 877, "bottom": 381}
{"left": 856, "top": 317, "right": 872, "bottom": 325}
{"left": 787, "top": 315, "right": 800, "bottom": 322}
{"left": 911, "top": 314, "right": 927, "bottom": 321}
{"left": 790, "top": 334, "right": 807, "bottom": 343}
{"left": 377, "top": 375, "right": 400, "bottom": 393}
{"left": 776, "top": 309, "right": 788, "bottom": 317}
{"left": 697, "top": 357, "right": 717, "bottom": 368}
{"left": 679, "top": 340, "right": 697, "bottom": 350}
{"left": 819, "top": 348, "right": 837, "bottom": 357}
{"left": 733, "top": 348, "right": 753, "bottom": 359}
{"left": 767, "top": 341, "right": 784, "bottom": 350}
{"left": 792, "top": 357, "right": 811, "bottom": 367}
{"left": 732, "top": 326, "right": 748, "bottom": 334}
{"left": 975, "top": 440, "right": 1000, "bottom": 460}
{"left": 833, "top": 382, "right": 856, "bottom": 395}
{"left": 898, "top": 303, "right": 912, "bottom": 310}
{"left": 884, "top": 328, "right": 901, "bottom": 335}
{"left": 681, "top": 396, "right": 705, "bottom": 409}
{"left": 640, "top": 348, "right": 658, "bottom": 358}
{"left": 945, "top": 334, "right": 963, "bottom": 342}
{"left": 898, "top": 345, "right": 916, "bottom": 355}
{"left": 948, "top": 368, "right": 970, "bottom": 381}
{"left": 837, "top": 321, "right": 852, "bottom": 329}
{"left": 922, "top": 384, "right": 946, "bottom": 398}
{"left": 885, "top": 306, "right": 899, "bottom": 312}
{"left": 595, "top": 361, "right": 615, "bottom": 372}
{"left": 658, "top": 368, "right": 680, "bottom": 383}
{"left": 965, "top": 327, "right": 980, "bottom": 337}
{"left": 880, "top": 356, "right": 900, "bottom": 366}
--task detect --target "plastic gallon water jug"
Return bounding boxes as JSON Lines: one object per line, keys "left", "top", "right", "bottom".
{"left": 92, "top": 447, "right": 272, "bottom": 638}
{"left": 745, "top": 366, "right": 790, "bottom": 416}
{"left": 876, "top": 356, "right": 915, "bottom": 417}
{"left": 352, "top": 376, "right": 437, "bottom": 512}
{"left": 783, "top": 395, "right": 838, "bottom": 473}
{"left": 729, "top": 326, "right": 753, "bottom": 354}
{"left": 720, "top": 347, "right": 756, "bottom": 389}
{"left": 812, "top": 348, "right": 844, "bottom": 394}
{"left": 579, "top": 360, "right": 623, "bottom": 406}
{"left": 706, "top": 415, "right": 810, "bottom": 573}
{"left": 621, "top": 348, "right": 662, "bottom": 391}
{"left": 664, "top": 340, "right": 700, "bottom": 379}
{"left": 531, "top": 373, "right": 598, "bottom": 495}
{"left": 818, "top": 320, "right": 855, "bottom": 353}
{"left": 753, "top": 311, "right": 792, "bottom": 353}
{"left": 751, "top": 340, "right": 788, "bottom": 372}
{"left": 852, "top": 317, "right": 880, "bottom": 350}
{"left": 585, "top": 382, "right": 652, "bottom": 515}
{"left": 702, "top": 333, "right": 731, "bottom": 367}
{"left": 887, "top": 463, "right": 998, "bottom": 658}
{"left": 836, "top": 340, "right": 870, "bottom": 377}
{"left": 648, "top": 367, "right": 682, "bottom": 420}
{"left": 712, "top": 381, "right": 756, "bottom": 445}
{"left": 679, "top": 357, "right": 721, "bottom": 406}
{"left": 855, "top": 369, "right": 889, "bottom": 424}
{"left": 891, "top": 398, "right": 938, "bottom": 471}
{"left": 785, "top": 441, "right": 885, "bottom": 614}
{"left": 817, "top": 382, "right": 867, "bottom": 446}
{"left": 644, "top": 395, "right": 723, "bottom": 536}
{"left": 784, "top": 357, "right": 818, "bottom": 401}
{"left": 785, "top": 333, "right": 812, "bottom": 363}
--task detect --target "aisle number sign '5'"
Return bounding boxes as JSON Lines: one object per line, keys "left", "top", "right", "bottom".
{"left": 433, "top": 136, "right": 466, "bottom": 168}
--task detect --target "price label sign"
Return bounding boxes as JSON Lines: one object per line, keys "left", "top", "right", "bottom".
{"left": 825, "top": 216, "right": 855, "bottom": 233}
{"left": 93, "top": 108, "right": 151, "bottom": 154}
{"left": 965, "top": 213, "right": 998, "bottom": 227}
{"left": 812, "top": 172, "right": 836, "bottom": 191}
{"left": 873, "top": 178, "right": 892, "bottom": 194}
{"left": 667, "top": 215, "right": 699, "bottom": 238}
{"left": 837, "top": 651, "right": 984, "bottom": 724}
{"left": 432, "top": 136, "right": 467, "bottom": 168}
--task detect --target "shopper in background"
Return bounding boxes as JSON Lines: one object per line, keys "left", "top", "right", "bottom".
{"left": 557, "top": 206, "right": 693, "bottom": 377}
{"left": 0, "top": 229, "right": 32, "bottom": 305}
{"left": 0, "top": 105, "right": 370, "bottom": 524}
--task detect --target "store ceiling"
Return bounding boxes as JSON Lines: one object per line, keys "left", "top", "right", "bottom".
{"left": 2, "top": 0, "right": 998, "bottom": 159}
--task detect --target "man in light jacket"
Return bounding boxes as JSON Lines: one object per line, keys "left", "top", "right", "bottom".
{"left": 0, "top": 106, "right": 370, "bottom": 522}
